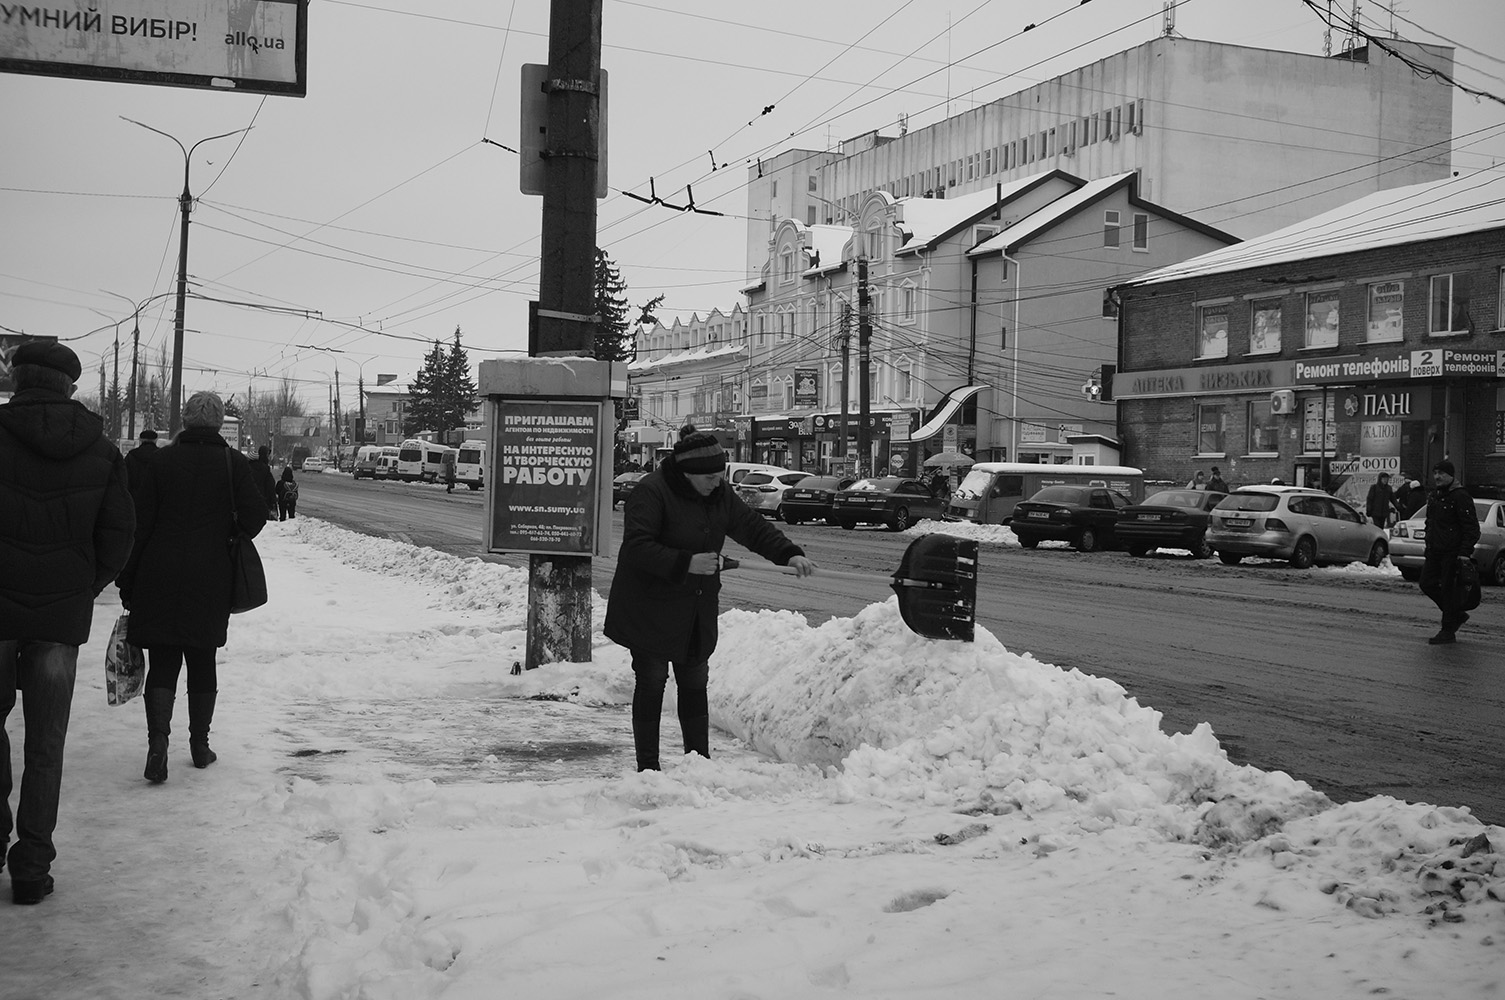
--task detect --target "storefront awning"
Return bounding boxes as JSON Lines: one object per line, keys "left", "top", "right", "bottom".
{"left": 910, "top": 385, "right": 987, "bottom": 442}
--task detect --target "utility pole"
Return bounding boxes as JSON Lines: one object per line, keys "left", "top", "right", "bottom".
{"left": 857, "top": 256, "right": 872, "bottom": 477}
{"left": 334, "top": 368, "right": 342, "bottom": 465}
{"left": 111, "top": 334, "right": 120, "bottom": 441}
{"left": 526, "top": 0, "right": 603, "bottom": 670}
{"left": 123, "top": 118, "right": 249, "bottom": 437}
{"left": 837, "top": 303, "right": 851, "bottom": 469}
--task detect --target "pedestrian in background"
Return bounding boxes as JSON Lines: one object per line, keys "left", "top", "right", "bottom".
{"left": 1186, "top": 470, "right": 1208, "bottom": 490}
{"left": 1418, "top": 460, "right": 1480, "bottom": 645}
{"left": 116, "top": 391, "right": 268, "bottom": 782}
{"left": 1365, "top": 472, "right": 1395, "bottom": 530}
{"left": 275, "top": 466, "right": 299, "bottom": 521}
{"left": 249, "top": 445, "right": 278, "bottom": 519}
{"left": 1207, "top": 466, "right": 1229, "bottom": 492}
{"left": 124, "top": 428, "right": 159, "bottom": 505}
{"left": 1393, "top": 479, "right": 1425, "bottom": 521}
{"left": 604, "top": 425, "right": 815, "bottom": 772}
{"left": 0, "top": 342, "right": 135, "bottom": 905}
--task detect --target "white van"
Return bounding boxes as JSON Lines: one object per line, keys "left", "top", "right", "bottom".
{"left": 455, "top": 440, "right": 485, "bottom": 491}
{"left": 352, "top": 445, "right": 383, "bottom": 480}
{"left": 945, "top": 462, "right": 1145, "bottom": 524}
{"left": 375, "top": 446, "right": 400, "bottom": 480}
{"left": 396, "top": 438, "right": 453, "bottom": 483}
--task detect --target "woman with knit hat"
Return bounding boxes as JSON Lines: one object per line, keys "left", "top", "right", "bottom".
{"left": 605, "top": 425, "right": 815, "bottom": 771}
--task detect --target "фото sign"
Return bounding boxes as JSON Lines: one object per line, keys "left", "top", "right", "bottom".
{"left": 1, "top": 0, "right": 307, "bottom": 96}
{"left": 491, "top": 401, "right": 601, "bottom": 555}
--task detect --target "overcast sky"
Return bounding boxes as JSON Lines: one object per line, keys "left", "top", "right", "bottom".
{"left": 3, "top": 0, "right": 1503, "bottom": 414}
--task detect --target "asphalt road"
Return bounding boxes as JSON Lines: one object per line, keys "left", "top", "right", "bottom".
{"left": 295, "top": 471, "right": 1505, "bottom": 824}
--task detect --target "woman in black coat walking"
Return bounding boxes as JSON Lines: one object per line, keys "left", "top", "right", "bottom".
{"left": 116, "top": 392, "right": 268, "bottom": 782}
{"left": 604, "top": 427, "right": 815, "bottom": 771}
{"left": 275, "top": 466, "right": 299, "bottom": 520}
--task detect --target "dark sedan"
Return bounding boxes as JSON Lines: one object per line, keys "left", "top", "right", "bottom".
{"left": 1011, "top": 485, "right": 1132, "bottom": 552}
{"left": 780, "top": 475, "right": 855, "bottom": 525}
{"left": 1116, "top": 489, "right": 1228, "bottom": 558}
{"left": 612, "top": 471, "right": 648, "bottom": 506}
{"left": 831, "top": 476, "right": 948, "bottom": 531}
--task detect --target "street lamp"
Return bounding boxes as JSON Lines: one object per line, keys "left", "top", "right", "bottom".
{"left": 123, "top": 117, "right": 250, "bottom": 437}
{"left": 297, "top": 345, "right": 375, "bottom": 467}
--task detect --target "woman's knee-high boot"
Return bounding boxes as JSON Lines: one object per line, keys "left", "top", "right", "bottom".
{"left": 188, "top": 692, "right": 218, "bottom": 768}
{"left": 143, "top": 688, "right": 175, "bottom": 783}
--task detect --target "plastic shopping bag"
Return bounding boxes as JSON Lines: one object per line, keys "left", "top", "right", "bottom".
{"left": 105, "top": 612, "right": 146, "bottom": 706}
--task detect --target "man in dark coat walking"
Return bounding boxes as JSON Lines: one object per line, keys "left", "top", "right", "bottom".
{"left": 1418, "top": 460, "right": 1480, "bottom": 645}
{"left": 1365, "top": 472, "right": 1395, "bottom": 530}
{"left": 0, "top": 341, "right": 135, "bottom": 905}
{"left": 124, "top": 428, "right": 159, "bottom": 503}
{"left": 249, "top": 445, "right": 278, "bottom": 518}
{"left": 605, "top": 427, "right": 815, "bottom": 771}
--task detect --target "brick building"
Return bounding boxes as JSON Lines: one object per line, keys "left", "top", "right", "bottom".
{"left": 1112, "top": 172, "right": 1505, "bottom": 509}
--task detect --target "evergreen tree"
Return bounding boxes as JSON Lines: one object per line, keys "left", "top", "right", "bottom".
{"left": 592, "top": 248, "right": 633, "bottom": 362}
{"left": 440, "top": 327, "right": 479, "bottom": 441}
{"left": 403, "top": 340, "right": 445, "bottom": 436}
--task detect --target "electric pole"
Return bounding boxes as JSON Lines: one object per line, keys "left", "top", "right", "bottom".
{"left": 837, "top": 302, "right": 851, "bottom": 469}
{"left": 857, "top": 256, "right": 872, "bottom": 477}
{"left": 526, "top": 0, "right": 603, "bottom": 670}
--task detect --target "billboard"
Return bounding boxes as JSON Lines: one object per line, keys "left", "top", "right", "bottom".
{"left": 1, "top": 0, "right": 307, "bottom": 97}
{"left": 490, "top": 400, "right": 602, "bottom": 556}
{"left": 279, "top": 415, "right": 324, "bottom": 437}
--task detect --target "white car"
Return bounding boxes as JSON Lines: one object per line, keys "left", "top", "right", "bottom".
{"left": 300, "top": 457, "right": 329, "bottom": 473}
{"left": 734, "top": 470, "right": 811, "bottom": 520}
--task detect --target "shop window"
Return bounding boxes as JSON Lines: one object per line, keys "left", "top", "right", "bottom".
{"left": 1103, "top": 210, "right": 1121, "bottom": 248}
{"left": 1429, "top": 273, "right": 1471, "bottom": 334}
{"left": 1304, "top": 291, "right": 1340, "bottom": 349}
{"left": 1250, "top": 299, "right": 1282, "bottom": 354}
{"left": 1197, "top": 304, "right": 1229, "bottom": 360}
{"left": 1196, "top": 404, "right": 1227, "bottom": 456}
{"left": 1247, "top": 397, "right": 1279, "bottom": 454}
{"left": 1367, "top": 281, "right": 1404, "bottom": 342}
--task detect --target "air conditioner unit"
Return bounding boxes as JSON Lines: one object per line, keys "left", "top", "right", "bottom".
{"left": 1270, "top": 389, "right": 1297, "bottom": 415}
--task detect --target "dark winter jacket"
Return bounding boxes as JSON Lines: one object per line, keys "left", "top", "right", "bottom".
{"left": 1364, "top": 482, "right": 1394, "bottom": 524}
{"left": 117, "top": 429, "right": 268, "bottom": 648}
{"left": 249, "top": 455, "right": 278, "bottom": 510}
{"left": 124, "top": 439, "right": 159, "bottom": 505}
{"left": 0, "top": 389, "right": 135, "bottom": 645}
{"left": 1423, "top": 483, "right": 1480, "bottom": 560}
{"left": 604, "top": 457, "right": 804, "bottom": 662}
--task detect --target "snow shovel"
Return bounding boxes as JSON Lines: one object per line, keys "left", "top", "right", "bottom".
{"left": 720, "top": 533, "right": 979, "bottom": 642}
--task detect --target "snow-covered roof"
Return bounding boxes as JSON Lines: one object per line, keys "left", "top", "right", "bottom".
{"left": 1126, "top": 170, "right": 1505, "bottom": 287}
{"left": 969, "top": 173, "right": 1135, "bottom": 257}
{"left": 804, "top": 224, "right": 853, "bottom": 275}
{"left": 628, "top": 341, "right": 746, "bottom": 373}
{"left": 895, "top": 175, "right": 1053, "bottom": 252}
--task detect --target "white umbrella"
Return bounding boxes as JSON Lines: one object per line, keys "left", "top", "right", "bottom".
{"left": 923, "top": 451, "right": 974, "bottom": 467}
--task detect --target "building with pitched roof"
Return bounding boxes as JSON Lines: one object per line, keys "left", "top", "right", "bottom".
{"left": 1112, "top": 170, "right": 1505, "bottom": 505}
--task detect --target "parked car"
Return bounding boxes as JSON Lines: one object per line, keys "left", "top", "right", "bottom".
{"left": 1206, "top": 485, "right": 1387, "bottom": 568}
{"left": 300, "top": 457, "right": 329, "bottom": 473}
{"left": 612, "top": 471, "right": 648, "bottom": 506}
{"left": 734, "top": 470, "right": 811, "bottom": 520}
{"left": 831, "top": 476, "right": 949, "bottom": 531}
{"left": 1389, "top": 497, "right": 1505, "bottom": 585}
{"left": 1116, "top": 489, "right": 1228, "bottom": 558}
{"left": 352, "top": 445, "right": 383, "bottom": 480}
{"left": 781, "top": 475, "right": 856, "bottom": 525}
{"left": 1011, "top": 485, "right": 1133, "bottom": 552}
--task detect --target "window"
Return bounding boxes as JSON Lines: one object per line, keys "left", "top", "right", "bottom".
{"left": 1132, "top": 213, "right": 1148, "bottom": 250}
{"left": 771, "top": 180, "right": 778, "bottom": 198}
{"left": 757, "top": 313, "right": 766, "bottom": 345}
{"left": 1126, "top": 101, "right": 1136, "bottom": 134}
{"left": 1429, "top": 273, "right": 1470, "bottom": 334}
{"left": 1102, "top": 289, "right": 1118, "bottom": 319}
{"left": 1103, "top": 210, "right": 1121, "bottom": 248}
{"left": 1196, "top": 404, "right": 1227, "bottom": 455}
{"left": 1250, "top": 300, "right": 1282, "bottom": 354}
{"left": 1366, "top": 281, "right": 1404, "bottom": 342}
{"left": 1048, "top": 128, "right": 1056, "bottom": 156}
{"left": 807, "top": 176, "right": 817, "bottom": 193}
{"left": 1198, "top": 304, "right": 1230, "bottom": 359}
{"left": 806, "top": 205, "right": 816, "bottom": 225}
{"left": 1247, "top": 397, "right": 1279, "bottom": 453}
{"left": 983, "top": 149, "right": 992, "bottom": 174}
{"left": 895, "top": 363, "right": 913, "bottom": 400}
{"left": 1304, "top": 291, "right": 1340, "bottom": 348}
{"left": 780, "top": 250, "right": 794, "bottom": 283}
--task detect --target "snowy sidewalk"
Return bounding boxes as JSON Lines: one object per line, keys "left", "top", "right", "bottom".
{"left": 1, "top": 519, "right": 1499, "bottom": 1000}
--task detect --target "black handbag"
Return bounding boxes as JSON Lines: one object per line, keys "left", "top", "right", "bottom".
{"left": 1456, "top": 556, "right": 1481, "bottom": 612}
{"left": 227, "top": 450, "right": 268, "bottom": 614}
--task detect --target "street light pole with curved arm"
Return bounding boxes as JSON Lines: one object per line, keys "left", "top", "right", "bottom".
{"left": 297, "top": 344, "right": 376, "bottom": 466}
{"left": 122, "top": 117, "right": 250, "bottom": 436}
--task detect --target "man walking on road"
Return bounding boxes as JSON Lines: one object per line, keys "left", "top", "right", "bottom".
{"left": 1418, "top": 460, "right": 1480, "bottom": 645}
{"left": 1365, "top": 472, "right": 1395, "bottom": 530}
{"left": 0, "top": 342, "right": 135, "bottom": 905}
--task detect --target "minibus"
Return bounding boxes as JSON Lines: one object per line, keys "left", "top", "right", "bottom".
{"left": 396, "top": 439, "right": 454, "bottom": 483}
{"left": 945, "top": 462, "right": 1145, "bottom": 524}
{"left": 455, "top": 440, "right": 486, "bottom": 490}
